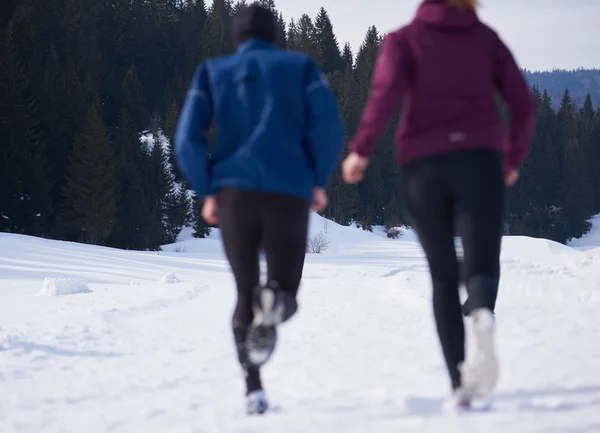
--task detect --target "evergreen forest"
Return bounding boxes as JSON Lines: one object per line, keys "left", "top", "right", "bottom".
{"left": 2, "top": 0, "right": 600, "bottom": 249}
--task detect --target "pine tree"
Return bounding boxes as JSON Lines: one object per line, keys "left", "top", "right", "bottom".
{"left": 352, "top": 26, "right": 385, "bottom": 225}
{"left": 112, "top": 0, "right": 141, "bottom": 75}
{"left": 286, "top": 18, "right": 298, "bottom": 49}
{"left": 108, "top": 109, "right": 152, "bottom": 249}
{"left": 341, "top": 43, "right": 353, "bottom": 69}
{"left": 162, "top": 134, "right": 191, "bottom": 244}
{"left": 1, "top": 0, "right": 20, "bottom": 28}
{"left": 291, "top": 14, "right": 318, "bottom": 60}
{"left": 181, "top": 0, "right": 208, "bottom": 77}
{"left": 40, "top": 45, "right": 64, "bottom": 186}
{"left": 578, "top": 94, "right": 600, "bottom": 215}
{"left": 256, "top": 0, "right": 276, "bottom": 11}
{"left": 314, "top": 8, "right": 343, "bottom": 74}
{"left": 141, "top": 129, "right": 191, "bottom": 246}
{"left": 164, "top": 100, "right": 183, "bottom": 181}
{"left": 162, "top": 181, "right": 189, "bottom": 244}
{"left": 121, "top": 65, "right": 150, "bottom": 132}
{"left": 276, "top": 12, "right": 287, "bottom": 49}
{"left": 355, "top": 26, "right": 381, "bottom": 106}
{"left": 0, "top": 34, "right": 51, "bottom": 235}
{"left": 593, "top": 107, "right": 600, "bottom": 212}
{"left": 62, "top": 105, "right": 117, "bottom": 245}
{"left": 232, "top": 0, "right": 248, "bottom": 16}
{"left": 61, "top": 0, "right": 103, "bottom": 82}
{"left": 562, "top": 136, "right": 594, "bottom": 240}
{"left": 204, "top": 0, "right": 234, "bottom": 56}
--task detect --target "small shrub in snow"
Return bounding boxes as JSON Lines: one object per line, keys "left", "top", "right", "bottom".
{"left": 355, "top": 221, "right": 373, "bottom": 232}
{"left": 307, "top": 232, "right": 330, "bottom": 254}
{"left": 387, "top": 227, "right": 401, "bottom": 239}
{"left": 39, "top": 278, "right": 90, "bottom": 296}
{"left": 174, "top": 244, "right": 188, "bottom": 253}
{"left": 159, "top": 272, "right": 182, "bottom": 283}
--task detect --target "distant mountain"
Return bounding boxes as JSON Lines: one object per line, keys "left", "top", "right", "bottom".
{"left": 524, "top": 69, "right": 600, "bottom": 109}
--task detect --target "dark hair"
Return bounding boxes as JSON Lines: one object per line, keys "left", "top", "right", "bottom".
{"left": 232, "top": 4, "right": 277, "bottom": 46}
{"left": 447, "top": 0, "right": 478, "bottom": 10}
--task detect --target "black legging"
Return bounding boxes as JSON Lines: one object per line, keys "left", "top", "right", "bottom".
{"left": 401, "top": 149, "right": 506, "bottom": 390}
{"left": 218, "top": 187, "right": 309, "bottom": 393}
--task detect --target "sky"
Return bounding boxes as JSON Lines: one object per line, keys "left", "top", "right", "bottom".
{"left": 254, "top": 0, "right": 600, "bottom": 72}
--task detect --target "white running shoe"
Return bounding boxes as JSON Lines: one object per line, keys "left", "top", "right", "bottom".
{"left": 246, "top": 389, "right": 269, "bottom": 415}
{"left": 460, "top": 308, "right": 499, "bottom": 399}
{"left": 442, "top": 387, "right": 472, "bottom": 413}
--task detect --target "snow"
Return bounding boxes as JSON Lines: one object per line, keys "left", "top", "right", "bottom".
{"left": 159, "top": 272, "right": 182, "bottom": 284}
{"left": 1, "top": 213, "right": 600, "bottom": 432}
{"left": 38, "top": 277, "right": 91, "bottom": 296}
{"left": 140, "top": 129, "right": 192, "bottom": 196}
{"left": 139, "top": 130, "right": 170, "bottom": 154}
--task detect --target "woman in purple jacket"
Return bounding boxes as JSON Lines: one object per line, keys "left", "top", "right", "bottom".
{"left": 342, "top": 0, "right": 535, "bottom": 408}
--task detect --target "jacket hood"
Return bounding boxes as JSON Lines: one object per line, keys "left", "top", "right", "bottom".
{"left": 415, "top": 0, "right": 478, "bottom": 29}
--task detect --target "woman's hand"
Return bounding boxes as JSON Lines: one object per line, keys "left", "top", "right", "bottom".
{"left": 505, "top": 169, "right": 519, "bottom": 186}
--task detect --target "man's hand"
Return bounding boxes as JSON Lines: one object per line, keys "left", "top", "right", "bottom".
{"left": 312, "top": 187, "right": 328, "bottom": 212}
{"left": 342, "top": 152, "right": 369, "bottom": 184}
{"left": 505, "top": 169, "right": 519, "bottom": 187}
{"left": 202, "top": 195, "right": 218, "bottom": 225}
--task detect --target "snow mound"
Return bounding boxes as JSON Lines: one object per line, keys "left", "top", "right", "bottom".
{"left": 502, "top": 235, "right": 582, "bottom": 260}
{"left": 159, "top": 272, "right": 182, "bottom": 284}
{"left": 39, "top": 277, "right": 90, "bottom": 296}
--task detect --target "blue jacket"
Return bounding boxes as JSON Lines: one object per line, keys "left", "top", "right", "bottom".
{"left": 174, "top": 38, "right": 345, "bottom": 203}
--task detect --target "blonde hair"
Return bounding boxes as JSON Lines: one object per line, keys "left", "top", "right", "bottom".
{"left": 447, "top": 0, "right": 478, "bottom": 10}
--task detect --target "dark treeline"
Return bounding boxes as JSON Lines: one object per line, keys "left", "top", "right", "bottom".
{"left": 525, "top": 69, "right": 600, "bottom": 109}
{"left": 1, "top": 0, "right": 599, "bottom": 249}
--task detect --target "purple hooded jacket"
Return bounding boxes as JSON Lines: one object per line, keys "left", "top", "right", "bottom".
{"left": 349, "top": 0, "right": 535, "bottom": 172}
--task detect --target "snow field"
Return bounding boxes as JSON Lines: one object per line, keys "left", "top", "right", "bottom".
{"left": 0, "top": 213, "right": 598, "bottom": 432}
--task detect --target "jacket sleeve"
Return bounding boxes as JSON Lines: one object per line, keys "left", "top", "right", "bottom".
{"left": 349, "top": 32, "right": 409, "bottom": 158}
{"left": 303, "top": 59, "right": 346, "bottom": 188}
{"left": 174, "top": 63, "right": 213, "bottom": 198}
{"left": 493, "top": 36, "right": 536, "bottom": 172}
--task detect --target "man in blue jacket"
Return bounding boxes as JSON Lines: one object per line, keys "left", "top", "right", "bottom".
{"left": 175, "top": 4, "right": 345, "bottom": 414}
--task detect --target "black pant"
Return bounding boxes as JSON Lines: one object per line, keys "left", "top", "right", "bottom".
{"left": 218, "top": 187, "right": 309, "bottom": 393}
{"left": 401, "top": 149, "right": 506, "bottom": 390}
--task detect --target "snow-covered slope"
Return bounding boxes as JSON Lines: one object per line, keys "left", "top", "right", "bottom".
{"left": 162, "top": 211, "right": 418, "bottom": 255}
{"left": 0, "top": 223, "right": 599, "bottom": 433}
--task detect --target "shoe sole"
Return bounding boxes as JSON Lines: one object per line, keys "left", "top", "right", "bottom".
{"left": 252, "top": 288, "right": 284, "bottom": 327}
{"left": 247, "top": 287, "right": 283, "bottom": 366}
{"left": 461, "top": 309, "right": 498, "bottom": 399}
